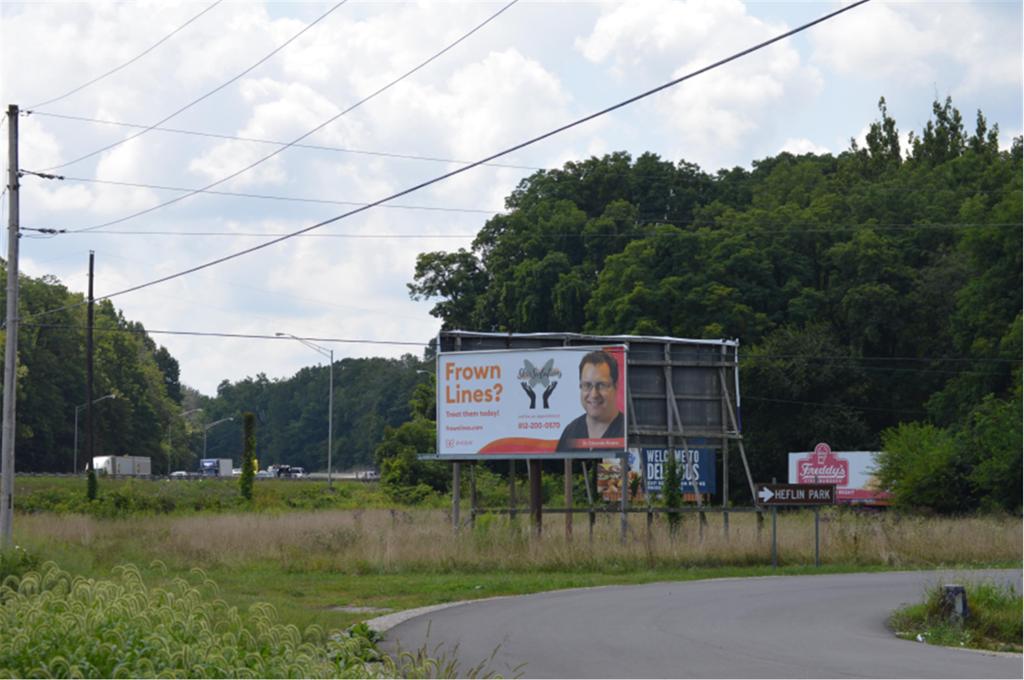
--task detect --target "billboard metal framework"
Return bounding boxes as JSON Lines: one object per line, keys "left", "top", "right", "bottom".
{"left": 435, "top": 331, "right": 758, "bottom": 511}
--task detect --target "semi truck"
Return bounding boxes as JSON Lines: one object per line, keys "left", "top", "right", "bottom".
{"left": 199, "top": 458, "right": 233, "bottom": 477}
{"left": 92, "top": 455, "right": 151, "bottom": 476}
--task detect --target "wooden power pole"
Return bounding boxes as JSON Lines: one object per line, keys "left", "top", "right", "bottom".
{"left": 1, "top": 104, "right": 20, "bottom": 548}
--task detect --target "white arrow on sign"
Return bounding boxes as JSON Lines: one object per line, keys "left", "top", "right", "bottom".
{"left": 757, "top": 486, "right": 775, "bottom": 503}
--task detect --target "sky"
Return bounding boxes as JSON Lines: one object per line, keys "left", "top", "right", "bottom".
{"left": 0, "top": 0, "right": 1021, "bottom": 395}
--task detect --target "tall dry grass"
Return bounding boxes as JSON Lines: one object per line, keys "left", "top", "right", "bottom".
{"left": 15, "top": 509, "right": 1021, "bottom": 574}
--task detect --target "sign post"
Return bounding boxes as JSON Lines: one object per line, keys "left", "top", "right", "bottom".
{"left": 757, "top": 482, "right": 836, "bottom": 568}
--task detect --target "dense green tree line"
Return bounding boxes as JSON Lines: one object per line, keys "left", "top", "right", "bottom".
{"left": 199, "top": 355, "right": 429, "bottom": 472}
{"left": 0, "top": 269, "right": 186, "bottom": 474}
{"left": 408, "top": 98, "right": 1022, "bottom": 513}
{"left": 0, "top": 268, "right": 429, "bottom": 476}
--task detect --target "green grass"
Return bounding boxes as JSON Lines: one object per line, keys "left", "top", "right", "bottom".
{"left": 14, "top": 475, "right": 445, "bottom": 516}
{"left": 890, "top": 582, "right": 1023, "bottom": 653}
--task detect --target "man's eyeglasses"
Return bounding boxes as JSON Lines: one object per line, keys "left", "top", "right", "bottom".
{"left": 579, "top": 381, "right": 614, "bottom": 393}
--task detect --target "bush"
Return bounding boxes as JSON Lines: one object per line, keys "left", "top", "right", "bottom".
{"left": 0, "top": 562, "right": 403, "bottom": 678}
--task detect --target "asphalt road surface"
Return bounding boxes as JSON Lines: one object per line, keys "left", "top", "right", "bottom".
{"left": 385, "top": 569, "right": 1022, "bottom": 678}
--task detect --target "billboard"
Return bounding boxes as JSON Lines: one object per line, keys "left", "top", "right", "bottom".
{"left": 787, "top": 449, "right": 892, "bottom": 505}
{"left": 596, "top": 447, "right": 716, "bottom": 502}
{"left": 436, "top": 345, "right": 627, "bottom": 456}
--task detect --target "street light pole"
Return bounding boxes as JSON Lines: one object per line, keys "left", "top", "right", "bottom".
{"left": 277, "top": 333, "right": 334, "bottom": 488}
{"left": 203, "top": 417, "right": 234, "bottom": 458}
{"left": 73, "top": 393, "right": 116, "bottom": 474}
{"left": 168, "top": 408, "right": 202, "bottom": 474}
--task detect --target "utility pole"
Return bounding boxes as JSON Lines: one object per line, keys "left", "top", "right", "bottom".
{"left": 1, "top": 105, "right": 20, "bottom": 548}
{"left": 86, "top": 252, "right": 95, "bottom": 476}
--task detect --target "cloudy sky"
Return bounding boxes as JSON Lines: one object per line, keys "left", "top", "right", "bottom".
{"left": 0, "top": 0, "right": 1021, "bottom": 395}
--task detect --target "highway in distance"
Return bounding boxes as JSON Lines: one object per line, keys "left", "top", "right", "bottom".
{"left": 385, "top": 569, "right": 1022, "bottom": 678}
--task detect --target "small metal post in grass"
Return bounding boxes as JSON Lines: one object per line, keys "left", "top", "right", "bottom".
{"left": 770, "top": 477, "right": 778, "bottom": 568}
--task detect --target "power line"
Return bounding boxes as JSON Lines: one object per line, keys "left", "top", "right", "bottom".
{"left": 64, "top": 0, "right": 520, "bottom": 234}
{"left": 22, "top": 324, "right": 429, "bottom": 347}
{"left": 20, "top": 173, "right": 1017, "bottom": 232}
{"left": 24, "top": 0, "right": 874, "bottom": 318}
{"left": 19, "top": 171, "right": 499, "bottom": 216}
{"left": 23, "top": 228, "right": 478, "bottom": 239}
{"left": 24, "top": 111, "right": 544, "bottom": 172}
{"left": 743, "top": 395, "right": 927, "bottom": 416}
{"left": 18, "top": 322, "right": 1010, "bottom": 377}
{"left": 40, "top": 1, "right": 349, "bottom": 172}
{"left": 28, "top": 1, "right": 225, "bottom": 110}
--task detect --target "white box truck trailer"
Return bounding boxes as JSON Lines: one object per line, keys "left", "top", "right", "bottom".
{"left": 92, "top": 455, "right": 151, "bottom": 476}
{"left": 199, "top": 458, "right": 233, "bottom": 477}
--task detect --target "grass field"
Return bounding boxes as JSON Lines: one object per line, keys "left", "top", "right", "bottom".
{"left": 8, "top": 478, "right": 1021, "bottom": 635}
{"left": 890, "top": 581, "right": 1023, "bottom": 653}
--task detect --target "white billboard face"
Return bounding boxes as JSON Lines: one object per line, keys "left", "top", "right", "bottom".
{"left": 787, "top": 450, "right": 892, "bottom": 504}
{"left": 437, "top": 346, "right": 627, "bottom": 456}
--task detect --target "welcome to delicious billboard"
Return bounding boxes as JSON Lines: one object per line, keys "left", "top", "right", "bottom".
{"left": 436, "top": 346, "right": 627, "bottom": 456}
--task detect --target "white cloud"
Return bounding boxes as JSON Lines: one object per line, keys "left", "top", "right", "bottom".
{"left": 1, "top": 0, "right": 1019, "bottom": 394}
{"left": 811, "top": 2, "right": 1022, "bottom": 94}
{"left": 778, "top": 138, "right": 831, "bottom": 156}
{"left": 575, "top": 0, "right": 822, "bottom": 168}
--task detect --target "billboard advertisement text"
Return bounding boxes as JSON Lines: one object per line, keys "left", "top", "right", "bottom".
{"left": 437, "top": 346, "right": 627, "bottom": 456}
{"left": 787, "top": 450, "right": 892, "bottom": 505}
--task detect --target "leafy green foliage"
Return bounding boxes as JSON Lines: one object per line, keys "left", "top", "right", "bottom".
{"left": 0, "top": 562, "right": 451, "bottom": 678}
{"left": 662, "top": 451, "right": 682, "bottom": 535}
{"left": 86, "top": 467, "right": 97, "bottom": 502}
{"left": 240, "top": 412, "right": 256, "bottom": 501}
{"left": 408, "top": 97, "right": 1022, "bottom": 512}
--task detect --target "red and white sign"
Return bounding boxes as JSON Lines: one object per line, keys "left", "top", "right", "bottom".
{"left": 788, "top": 449, "right": 892, "bottom": 505}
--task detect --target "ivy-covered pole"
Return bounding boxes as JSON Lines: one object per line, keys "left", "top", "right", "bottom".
{"left": 239, "top": 412, "right": 255, "bottom": 501}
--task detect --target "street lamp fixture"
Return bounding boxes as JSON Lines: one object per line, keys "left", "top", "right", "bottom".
{"left": 202, "top": 417, "right": 234, "bottom": 458}
{"left": 277, "top": 332, "right": 334, "bottom": 488}
{"left": 74, "top": 393, "right": 116, "bottom": 474}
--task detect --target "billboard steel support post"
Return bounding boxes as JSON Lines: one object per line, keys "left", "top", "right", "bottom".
{"left": 619, "top": 452, "right": 628, "bottom": 545}
{"left": 581, "top": 461, "right": 595, "bottom": 543}
{"left": 771, "top": 506, "right": 778, "bottom": 568}
{"left": 469, "top": 463, "right": 477, "bottom": 529}
{"left": 721, "top": 345, "right": 730, "bottom": 539}
{"left": 452, "top": 462, "right": 461, "bottom": 532}
{"left": 563, "top": 459, "right": 572, "bottom": 540}
{"left": 814, "top": 507, "right": 820, "bottom": 567}
{"left": 508, "top": 460, "right": 516, "bottom": 520}
{"left": 719, "top": 367, "right": 758, "bottom": 506}
{"left": 529, "top": 460, "right": 542, "bottom": 537}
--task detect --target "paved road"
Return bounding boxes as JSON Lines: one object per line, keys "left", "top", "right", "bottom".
{"left": 385, "top": 570, "right": 1022, "bottom": 678}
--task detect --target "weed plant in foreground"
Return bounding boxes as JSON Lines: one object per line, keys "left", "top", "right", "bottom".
{"left": 10, "top": 509, "right": 1020, "bottom": 635}
{"left": 15, "top": 508, "right": 1020, "bottom": 574}
{"left": 890, "top": 581, "right": 1023, "bottom": 653}
{"left": 0, "top": 561, "right": 490, "bottom": 678}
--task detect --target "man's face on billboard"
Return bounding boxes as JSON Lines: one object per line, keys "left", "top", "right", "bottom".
{"left": 579, "top": 360, "right": 619, "bottom": 424}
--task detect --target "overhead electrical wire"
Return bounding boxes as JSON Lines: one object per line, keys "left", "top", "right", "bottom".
{"left": 21, "top": 324, "right": 428, "bottom": 347}
{"left": 18, "top": 174, "right": 1015, "bottom": 235}
{"left": 18, "top": 322, "right": 1015, "bottom": 377}
{"left": 743, "top": 395, "right": 928, "bottom": 416}
{"left": 24, "top": 111, "right": 544, "bottom": 172}
{"left": 28, "top": 1, "right": 225, "bottom": 110}
{"left": 40, "top": 0, "right": 349, "bottom": 172}
{"left": 22, "top": 0, "right": 873, "bottom": 321}
{"left": 20, "top": 172, "right": 499, "bottom": 216}
{"left": 54, "top": 0, "right": 521, "bottom": 234}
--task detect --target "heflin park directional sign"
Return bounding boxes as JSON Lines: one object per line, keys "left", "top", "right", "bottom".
{"left": 757, "top": 483, "right": 836, "bottom": 506}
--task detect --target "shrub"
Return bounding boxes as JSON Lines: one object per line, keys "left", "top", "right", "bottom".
{"left": 0, "top": 562, "right": 404, "bottom": 678}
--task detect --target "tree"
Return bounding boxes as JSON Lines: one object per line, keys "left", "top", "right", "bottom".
{"left": 239, "top": 412, "right": 256, "bottom": 501}
{"left": 663, "top": 451, "right": 682, "bottom": 536}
